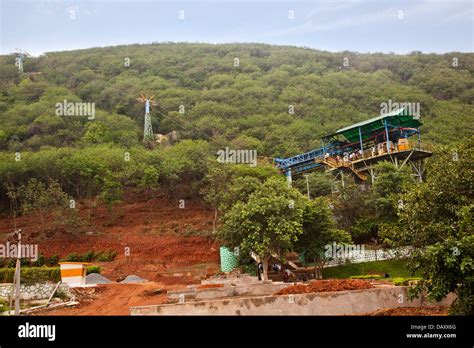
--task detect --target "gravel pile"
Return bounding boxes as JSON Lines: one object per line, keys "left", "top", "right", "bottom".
{"left": 85, "top": 273, "right": 113, "bottom": 284}
{"left": 120, "top": 275, "right": 148, "bottom": 283}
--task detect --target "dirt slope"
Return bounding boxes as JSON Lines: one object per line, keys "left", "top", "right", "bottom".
{"left": 36, "top": 283, "right": 173, "bottom": 316}
{"left": 0, "top": 192, "right": 221, "bottom": 282}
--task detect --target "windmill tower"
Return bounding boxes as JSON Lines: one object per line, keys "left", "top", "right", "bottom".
{"left": 137, "top": 94, "right": 156, "bottom": 144}
{"left": 15, "top": 49, "right": 30, "bottom": 74}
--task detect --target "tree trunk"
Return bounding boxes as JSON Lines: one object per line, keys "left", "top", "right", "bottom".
{"left": 262, "top": 258, "right": 269, "bottom": 281}
{"left": 315, "top": 259, "right": 325, "bottom": 279}
{"left": 212, "top": 208, "right": 218, "bottom": 233}
{"left": 314, "top": 257, "right": 318, "bottom": 279}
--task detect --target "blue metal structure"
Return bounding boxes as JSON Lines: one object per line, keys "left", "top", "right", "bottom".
{"left": 274, "top": 108, "right": 429, "bottom": 183}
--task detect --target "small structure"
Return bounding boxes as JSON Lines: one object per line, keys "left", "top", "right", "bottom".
{"left": 219, "top": 247, "right": 238, "bottom": 273}
{"left": 59, "top": 262, "right": 91, "bottom": 287}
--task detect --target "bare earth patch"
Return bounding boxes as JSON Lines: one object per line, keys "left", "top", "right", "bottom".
{"left": 275, "top": 279, "right": 373, "bottom": 295}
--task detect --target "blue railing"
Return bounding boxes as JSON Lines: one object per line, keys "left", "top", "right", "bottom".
{"left": 274, "top": 142, "right": 346, "bottom": 170}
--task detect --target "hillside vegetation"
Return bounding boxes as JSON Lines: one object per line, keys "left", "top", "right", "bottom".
{"left": 0, "top": 42, "right": 472, "bottom": 218}
{"left": 0, "top": 44, "right": 472, "bottom": 204}
{"left": 0, "top": 43, "right": 473, "bottom": 155}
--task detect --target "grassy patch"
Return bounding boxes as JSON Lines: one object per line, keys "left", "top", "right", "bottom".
{"left": 86, "top": 265, "right": 101, "bottom": 275}
{"left": 322, "top": 259, "right": 419, "bottom": 279}
{"left": 350, "top": 274, "right": 382, "bottom": 279}
{"left": 392, "top": 277, "right": 422, "bottom": 286}
{"left": 0, "top": 298, "right": 8, "bottom": 313}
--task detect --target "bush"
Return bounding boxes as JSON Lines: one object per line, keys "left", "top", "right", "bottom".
{"left": 81, "top": 250, "right": 95, "bottom": 262}
{"left": 61, "top": 252, "right": 79, "bottom": 262}
{"left": 392, "top": 277, "right": 421, "bottom": 286}
{"left": 33, "top": 254, "right": 46, "bottom": 267}
{"left": 350, "top": 274, "right": 382, "bottom": 279}
{"left": 48, "top": 255, "right": 59, "bottom": 266}
{"left": 20, "top": 258, "right": 32, "bottom": 267}
{"left": 0, "top": 267, "right": 60, "bottom": 283}
{"left": 59, "top": 250, "right": 116, "bottom": 263}
{"left": 237, "top": 250, "right": 257, "bottom": 276}
{"left": 0, "top": 298, "right": 8, "bottom": 313}
{"left": 86, "top": 265, "right": 101, "bottom": 275}
{"left": 0, "top": 258, "right": 35, "bottom": 268}
{"left": 95, "top": 250, "right": 116, "bottom": 262}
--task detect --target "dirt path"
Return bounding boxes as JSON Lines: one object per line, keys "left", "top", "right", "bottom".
{"left": 37, "top": 282, "right": 179, "bottom": 315}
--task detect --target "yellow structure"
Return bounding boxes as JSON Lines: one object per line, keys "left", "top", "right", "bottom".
{"left": 397, "top": 138, "right": 410, "bottom": 151}
{"left": 59, "top": 262, "right": 91, "bottom": 287}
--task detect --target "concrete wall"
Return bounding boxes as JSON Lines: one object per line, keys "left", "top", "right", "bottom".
{"left": 168, "top": 282, "right": 289, "bottom": 302}
{"left": 131, "top": 286, "right": 455, "bottom": 316}
{"left": 200, "top": 274, "right": 260, "bottom": 285}
{"left": 0, "top": 282, "right": 70, "bottom": 301}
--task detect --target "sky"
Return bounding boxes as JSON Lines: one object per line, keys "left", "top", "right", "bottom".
{"left": 0, "top": 0, "right": 473, "bottom": 56}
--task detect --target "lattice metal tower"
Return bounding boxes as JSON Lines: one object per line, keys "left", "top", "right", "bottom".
{"left": 137, "top": 94, "right": 155, "bottom": 144}
{"left": 15, "top": 49, "right": 30, "bottom": 74}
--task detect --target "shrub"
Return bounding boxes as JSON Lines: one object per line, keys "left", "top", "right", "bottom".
{"left": 95, "top": 250, "right": 116, "bottom": 262}
{"left": 392, "top": 277, "right": 421, "bottom": 286}
{"left": 81, "top": 250, "right": 95, "bottom": 262}
{"left": 0, "top": 267, "right": 60, "bottom": 283}
{"left": 86, "top": 265, "right": 101, "bottom": 275}
{"left": 33, "top": 254, "right": 46, "bottom": 267}
{"left": 48, "top": 255, "right": 59, "bottom": 266}
{"left": 350, "top": 274, "right": 382, "bottom": 279}
{"left": 0, "top": 298, "right": 8, "bottom": 312}
{"left": 20, "top": 258, "right": 31, "bottom": 267}
{"left": 62, "top": 252, "right": 79, "bottom": 262}
{"left": 58, "top": 250, "right": 116, "bottom": 263}
{"left": 0, "top": 259, "right": 33, "bottom": 268}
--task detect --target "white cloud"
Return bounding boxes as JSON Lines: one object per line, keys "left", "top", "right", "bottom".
{"left": 264, "top": 0, "right": 473, "bottom": 38}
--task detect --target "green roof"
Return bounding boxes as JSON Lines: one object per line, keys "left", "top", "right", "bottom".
{"left": 324, "top": 107, "right": 423, "bottom": 143}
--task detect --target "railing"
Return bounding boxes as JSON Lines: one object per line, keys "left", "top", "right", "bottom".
{"left": 274, "top": 147, "right": 326, "bottom": 169}
{"left": 324, "top": 247, "right": 412, "bottom": 268}
{"left": 275, "top": 140, "right": 432, "bottom": 171}
{"left": 356, "top": 141, "right": 432, "bottom": 163}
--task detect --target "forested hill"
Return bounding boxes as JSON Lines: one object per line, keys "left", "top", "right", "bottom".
{"left": 0, "top": 43, "right": 473, "bottom": 156}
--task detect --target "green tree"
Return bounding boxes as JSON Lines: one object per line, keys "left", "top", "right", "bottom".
{"left": 293, "top": 172, "right": 333, "bottom": 198}
{"left": 6, "top": 178, "right": 69, "bottom": 227}
{"left": 220, "top": 177, "right": 305, "bottom": 280}
{"left": 380, "top": 137, "right": 474, "bottom": 314}
{"left": 201, "top": 162, "right": 235, "bottom": 233}
{"left": 201, "top": 162, "right": 272, "bottom": 232}
{"left": 296, "top": 197, "right": 351, "bottom": 279}
{"left": 100, "top": 173, "right": 123, "bottom": 215}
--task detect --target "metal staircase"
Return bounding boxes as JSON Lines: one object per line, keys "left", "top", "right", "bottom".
{"left": 315, "top": 158, "right": 367, "bottom": 181}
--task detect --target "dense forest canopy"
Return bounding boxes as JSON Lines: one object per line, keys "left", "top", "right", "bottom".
{"left": 0, "top": 42, "right": 473, "bottom": 213}
{"left": 0, "top": 43, "right": 473, "bottom": 157}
